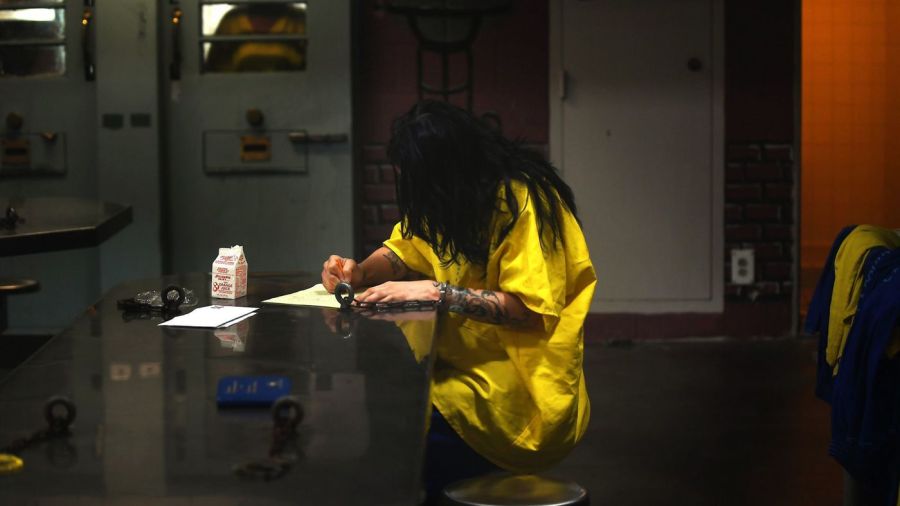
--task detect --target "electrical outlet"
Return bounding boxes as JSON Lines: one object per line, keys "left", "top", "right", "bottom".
{"left": 731, "top": 249, "right": 754, "bottom": 285}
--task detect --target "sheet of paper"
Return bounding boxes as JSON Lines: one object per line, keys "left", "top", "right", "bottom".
{"left": 263, "top": 283, "right": 341, "bottom": 309}
{"left": 159, "top": 305, "right": 259, "bottom": 328}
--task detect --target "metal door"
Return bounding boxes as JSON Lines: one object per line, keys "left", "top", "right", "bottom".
{"left": 0, "top": 0, "right": 100, "bottom": 329}
{"left": 161, "top": 0, "right": 353, "bottom": 274}
{"left": 551, "top": 0, "right": 724, "bottom": 313}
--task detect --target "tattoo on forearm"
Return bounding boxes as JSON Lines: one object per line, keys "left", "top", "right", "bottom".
{"left": 404, "top": 270, "right": 427, "bottom": 281}
{"left": 442, "top": 284, "right": 531, "bottom": 325}
{"left": 383, "top": 250, "right": 408, "bottom": 278}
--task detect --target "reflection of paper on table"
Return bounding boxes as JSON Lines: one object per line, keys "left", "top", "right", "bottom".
{"left": 158, "top": 305, "right": 259, "bottom": 328}
{"left": 263, "top": 283, "right": 340, "bottom": 309}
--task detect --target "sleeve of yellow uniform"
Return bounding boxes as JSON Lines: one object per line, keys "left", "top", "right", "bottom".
{"left": 490, "top": 192, "right": 567, "bottom": 333}
{"left": 382, "top": 222, "right": 437, "bottom": 280}
{"left": 470, "top": 184, "right": 595, "bottom": 471}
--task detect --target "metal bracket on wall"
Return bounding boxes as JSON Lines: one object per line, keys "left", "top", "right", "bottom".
{"left": 381, "top": 1, "right": 511, "bottom": 112}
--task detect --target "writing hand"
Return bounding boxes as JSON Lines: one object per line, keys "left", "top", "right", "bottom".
{"left": 321, "top": 255, "right": 362, "bottom": 292}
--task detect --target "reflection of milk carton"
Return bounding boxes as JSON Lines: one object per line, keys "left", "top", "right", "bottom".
{"left": 211, "top": 245, "right": 248, "bottom": 299}
{"left": 214, "top": 318, "right": 250, "bottom": 352}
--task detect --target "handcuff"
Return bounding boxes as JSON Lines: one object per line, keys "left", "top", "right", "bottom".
{"left": 0, "top": 396, "right": 77, "bottom": 473}
{"left": 333, "top": 281, "right": 440, "bottom": 313}
{"left": 117, "top": 285, "right": 192, "bottom": 318}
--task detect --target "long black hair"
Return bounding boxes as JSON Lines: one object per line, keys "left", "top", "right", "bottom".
{"left": 387, "top": 100, "right": 578, "bottom": 267}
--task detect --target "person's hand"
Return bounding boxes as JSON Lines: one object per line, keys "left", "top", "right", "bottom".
{"left": 320, "top": 308, "right": 340, "bottom": 333}
{"left": 356, "top": 280, "right": 439, "bottom": 304}
{"left": 321, "top": 255, "right": 363, "bottom": 292}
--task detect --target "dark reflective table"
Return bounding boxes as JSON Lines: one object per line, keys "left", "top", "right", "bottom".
{"left": 0, "top": 273, "right": 436, "bottom": 505}
{"left": 0, "top": 197, "right": 132, "bottom": 256}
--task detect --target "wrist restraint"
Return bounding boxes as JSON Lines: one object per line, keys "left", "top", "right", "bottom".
{"left": 333, "top": 281, "right": 443, "bottom": 313}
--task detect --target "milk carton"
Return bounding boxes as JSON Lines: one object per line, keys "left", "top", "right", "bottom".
{"left": 211, "top": 245, "right": 248, "bottom": 299}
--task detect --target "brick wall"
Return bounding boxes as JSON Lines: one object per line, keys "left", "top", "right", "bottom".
{"left": 724, "top": 142, "right": 795, "bottom": 302}
{"left": 360, "top": 145, "right": 398, "bottom": 254}
{"left": 356, "top": 0, "right": 549, "bottom": 258}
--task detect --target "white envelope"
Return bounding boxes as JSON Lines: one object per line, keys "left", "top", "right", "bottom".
{"left": 158, "top": 305, "right": 258, "bottom": 328}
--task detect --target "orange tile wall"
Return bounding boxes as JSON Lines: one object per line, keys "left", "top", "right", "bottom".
{"left": 802, "top": 0, "right": 899, "bottom": 270}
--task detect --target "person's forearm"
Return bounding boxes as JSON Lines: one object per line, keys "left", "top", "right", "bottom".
{"left": 357, "top": 246, "right": 418, "bottom": 286}
{"left": 439, "top": 283, "right": 539, "bottom": 327}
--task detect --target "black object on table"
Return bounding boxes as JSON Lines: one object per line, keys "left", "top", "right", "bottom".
{"left": 0, "top": 272, "right": 437, "bottom": 505}
{"left": 0, "top": 197, "right": 132, "bottom": 257}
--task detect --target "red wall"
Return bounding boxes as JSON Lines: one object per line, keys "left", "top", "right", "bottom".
{"left": 358, "top": 0, "right": 548, "bottom": 145}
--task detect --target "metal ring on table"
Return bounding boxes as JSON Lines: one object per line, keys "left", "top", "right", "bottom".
{"left": 334, "top": 282, "right": 354, "bottom": 311}
{"left": 44, "top": 396, "right": 76, "bottom": 433}
{"left": 162, "top": 285, "right": 185, "bottom": 312}
{"left": 271, "top": 395, "right": 304, "bottom": 430}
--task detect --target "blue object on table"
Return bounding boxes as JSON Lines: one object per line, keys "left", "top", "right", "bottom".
{"left": 216, "top": 376, "right": 292, "bottom": 407}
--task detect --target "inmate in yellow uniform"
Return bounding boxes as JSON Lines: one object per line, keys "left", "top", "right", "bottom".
{"left": 384, "top": 180, "right": 596, "bottom": 472}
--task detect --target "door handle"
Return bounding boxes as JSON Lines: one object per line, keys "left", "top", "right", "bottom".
{"left": 81, "top": 8, "right": 95, "bottom": 81}
{"left": 170, "top": 8, "right": 183, "bottom": 80}
{"left": 287, "top": 132, "right": 349, "bottom": 144}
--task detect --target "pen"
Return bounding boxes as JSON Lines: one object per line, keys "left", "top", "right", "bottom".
{"left": 336, "top": 257, "right": 347, "bottom": 283}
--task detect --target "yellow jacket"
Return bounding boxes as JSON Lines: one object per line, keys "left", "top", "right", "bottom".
{"left": 828, "top": 225, "right": 900, "bottom": 373}
{"left": 384, "top": 180, "right": 596, "bottom": 472}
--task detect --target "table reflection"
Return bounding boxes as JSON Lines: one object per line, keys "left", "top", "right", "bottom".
{"left": 0, "top": 273, "right": 436, "bottom": 505}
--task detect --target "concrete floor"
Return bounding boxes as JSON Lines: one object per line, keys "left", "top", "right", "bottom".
{"left": 553, "top": 337, "right": 843, "bottom": 506}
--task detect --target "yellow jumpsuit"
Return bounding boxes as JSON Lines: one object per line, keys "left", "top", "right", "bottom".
{"left": 384, "top": 180, "right": 597, "bottom": 472}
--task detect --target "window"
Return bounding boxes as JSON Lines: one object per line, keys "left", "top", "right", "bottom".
{"left": 201, "top": 2, "right": 307, "bottom": 73}
{"left": 0, "top": 1, "right": 66, "bottom": 77}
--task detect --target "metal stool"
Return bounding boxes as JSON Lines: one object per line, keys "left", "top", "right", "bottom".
{"left": 0, "top": 278, "right": 39, "bottom": 333}
{"left": 441, "top": 473, "right": 589, "bottom": 506}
